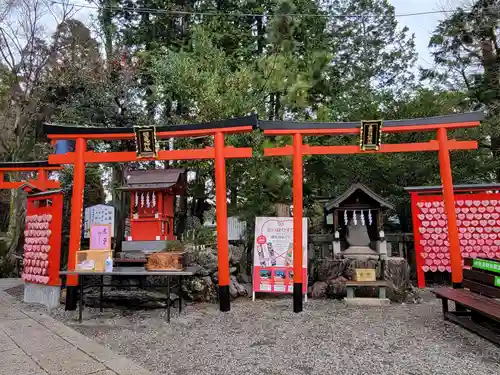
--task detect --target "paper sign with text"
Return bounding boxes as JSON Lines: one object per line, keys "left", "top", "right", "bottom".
{"left": 90, "top": 224, "right": 112, "bottom": 250}
{"left": 84, "top": 205, "right": 115, "bottom": 238}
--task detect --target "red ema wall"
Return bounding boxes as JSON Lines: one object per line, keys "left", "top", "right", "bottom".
{"left": 22, "top": 192, "right": 63, "bottom": 286}
{"left": 411, "top": 191, "right": 500, "bottom": 288}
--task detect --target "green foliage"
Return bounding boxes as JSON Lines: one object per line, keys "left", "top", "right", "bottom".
{"left": 424, "top": 0, "right": 500, "bottom": 181}
{"left": 1, "top": 0, "right": 498, "bottom": 254}
{"left": 151, "top": 27, "right": 257, "bottom": 121}
{"left": 163, "top": 240, "right": 185, "bottom": 252}
{"left": 185, "top": 226, "right": 217, "bottom": 246}
{"left": 102, "top": 0, "right": 499, "bottom": 234}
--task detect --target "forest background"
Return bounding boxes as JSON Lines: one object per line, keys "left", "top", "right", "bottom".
{"left": 0, "top": 0, "right": 498, "bottom": 274}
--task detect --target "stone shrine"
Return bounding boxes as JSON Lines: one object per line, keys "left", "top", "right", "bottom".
{"left": 324, "top": 183, "right": 394, "bottom": 259}
{"left": 345, "top": 212, "right": 377, "bottom": 259}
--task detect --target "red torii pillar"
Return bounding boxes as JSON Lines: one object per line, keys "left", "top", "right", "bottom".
{"left": 66, "top": 138, "right": 86, "bottom": 290}
{"left": 262, "top": 111, "right": 484, "bottom": 312}
{"left": 214, "top": 131, "right": 231, "bottom": 309}
{"left": 44, "top": 116, "right": 256, "bottom": 311}
{"left": 437, "top": 128, "right": 463, "bottom": 287}
{"left": 292, "top": 134, "right": 304, "bottom": 312}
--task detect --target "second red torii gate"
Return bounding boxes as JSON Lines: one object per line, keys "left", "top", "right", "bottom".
{"left": 44, "top": 116, "right": 257, "bottom": 311}
{"left": 0, "top": 161, "right": 61, "bottom": 191}
{"left": 261, "top": 111, "right": 484, "bottom": 313}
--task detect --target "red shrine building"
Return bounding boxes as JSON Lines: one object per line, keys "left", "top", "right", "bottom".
{"left": 118, "top": 168, "right": 186, "bottom": 241}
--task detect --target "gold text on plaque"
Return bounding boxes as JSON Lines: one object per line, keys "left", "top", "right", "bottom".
{"left": 360, "top": 120, "right": 383, "bottom": 151}
{"left": 134, "top": 126, "right": 157, "bottom": 158}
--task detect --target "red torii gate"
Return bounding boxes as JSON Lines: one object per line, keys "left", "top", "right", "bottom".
{"left": 0, "top": 161, "right": 61, "bottom": 191}
{"left": 261, "top": 111, "right": 484, "bottom": 312}
{"left": 44, "top": 116, "right": 257, "bottom": 311}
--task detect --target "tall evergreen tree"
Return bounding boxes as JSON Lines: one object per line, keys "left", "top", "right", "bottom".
{"left": 424, "top": 0, "right": 500, "bottom": 179}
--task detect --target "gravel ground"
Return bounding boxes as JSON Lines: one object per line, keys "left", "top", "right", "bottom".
{"left": 6, "top": 286, "right": 500, "bottom": 375}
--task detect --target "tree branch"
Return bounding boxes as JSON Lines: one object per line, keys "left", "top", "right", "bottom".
{"left": 0, "top": 136, "right": 11, "bottom": 155}
{"left": 0, "top": 28, "right": 15, "bottom": 69}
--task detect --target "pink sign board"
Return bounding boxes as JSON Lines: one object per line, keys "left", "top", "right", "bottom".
{"left": 90, "top": 224, "right": 111, "bottom": 250}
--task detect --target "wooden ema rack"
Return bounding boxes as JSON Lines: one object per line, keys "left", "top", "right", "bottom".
{"left": 22, "top": 191, "right": 63, "bottom": 286}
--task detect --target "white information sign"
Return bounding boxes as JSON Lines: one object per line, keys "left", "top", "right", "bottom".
{"left": 83, "top": 204, "right": 115, "bottom": 238}
{"left": 252, "top": 217, "right": 307, "bottom": 296}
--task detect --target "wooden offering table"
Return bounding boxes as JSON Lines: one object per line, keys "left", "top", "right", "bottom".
{"left": 60, "top": 266, "right": 197, "bottom": 323}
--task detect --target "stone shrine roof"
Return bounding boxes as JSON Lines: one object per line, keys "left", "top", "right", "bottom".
{"left": 325, "top": 183, "right": 394, "bottom": 211}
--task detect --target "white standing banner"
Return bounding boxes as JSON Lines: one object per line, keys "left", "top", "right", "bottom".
{"left": 252, "top": 217, "right": 307, "bottom": 299}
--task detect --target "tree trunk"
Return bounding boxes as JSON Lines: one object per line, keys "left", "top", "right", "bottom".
{"left": 229, "top": 184, "right": 238, "bottom": 211}
{"left": 175, "top": 194, "right": 188, "bottom": 239}
{"left": 112, "top": 165, "right": 127, "bottom": 252}
{"left": 491, "top": 136, "right": 500, "bottom": 182}
{"left": 100, "top": 0, "right": 114, "bottom": 61}
{"left": 274, "top": 92, "right": 282, "bottom": 120}
{"left": 194, "top": 198, "right": 206, "bottom": 224}
{"left": 274, "top": 203, "right": 290, "bottom": 217}
{"left": 6, "top": 188, "right": 25, "bottom": 257}
{"left": 256, "top": 16, "right": 265, "bottom": 54}
{"left": 268, "top": 93, "right": 275, "bottom": 120}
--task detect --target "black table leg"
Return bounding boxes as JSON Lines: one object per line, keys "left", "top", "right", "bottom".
{"left": 441, "top": 298, "right": 448, "bottom": 317}
{"left": 65, "top": 274, "right": 78, "bottom": 311}
{"left": 179, "top": 275, "right": 183, "bottom": 314}
{"left": 100, "top": 275, "right": 104, "bottom": 313}
{"left": 166, "top": 276, "right": 171, "bottom": 323}
{"left": 79, "top": 275, "right": 84, "bottom": 323}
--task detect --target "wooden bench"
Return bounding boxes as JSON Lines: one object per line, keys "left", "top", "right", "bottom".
{"left": 431, "top": 257, "right": 500, "bottom": 345}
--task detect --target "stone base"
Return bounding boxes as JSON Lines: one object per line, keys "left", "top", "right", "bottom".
{"left": 344, "top": 297, "right": 390, "bottom": 306}
{"left": 342, "top": 246, "right": 379, "bottom": 261}
{"left": 310, "top": 257, "right": 419, "bottom": 302}
{"left": 84, "top": 289, "right": 177, "bottom": 309}
{"left": 24, "top": 283, "right": 60, "bottom": 310}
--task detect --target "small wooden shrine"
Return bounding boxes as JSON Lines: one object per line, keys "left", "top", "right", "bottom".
{"left": 324, "top": 183, "right": 394, "bottom": 258}
{"left": 118, "top": 168, "right": 186, "bottom": 241}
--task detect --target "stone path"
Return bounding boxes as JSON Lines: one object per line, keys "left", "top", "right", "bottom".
{"left": 0, "top": 279, "right": 153, "bottom": 375}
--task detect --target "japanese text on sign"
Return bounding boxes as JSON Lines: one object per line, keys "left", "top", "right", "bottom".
{"left": 253, "top": 217, "right": 308, "bottom": 295}
{"left": 134, "top": 126, "right": 157, "bottom": 158}
{"left": 360, "top": 120, "right": 382, "bottom": 151}
{"left": 90, "top": 224, "right": 112, "bottom": 250}
{"left": 472, "top": 258, "right": 500, "bottom": 274}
